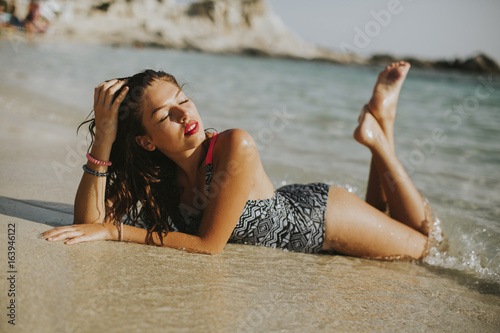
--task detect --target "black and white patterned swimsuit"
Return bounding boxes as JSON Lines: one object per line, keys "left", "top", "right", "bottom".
{"left": 175, "top": 133, "right": 331, "bottom": 253}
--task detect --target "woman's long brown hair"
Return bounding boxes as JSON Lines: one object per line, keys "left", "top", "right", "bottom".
{"left": 79, "top": 70, "right": 186, "bottom": 245}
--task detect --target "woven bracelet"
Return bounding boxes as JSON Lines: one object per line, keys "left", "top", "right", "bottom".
{"left": 82, "top": 164, "right": 109, "bottom": 177}
{"left": 119, "top": 221, "right": 123, "bottom": 241}
{"left": 114, "top": 222, "right": 123, "bottom": 241}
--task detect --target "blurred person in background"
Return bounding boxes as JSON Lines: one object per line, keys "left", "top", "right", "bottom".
{"left": 8, "top": 3, "right": 23, "bottom": 29}
{"left": 0, "top": 1, "right": 9, "bottom": 28}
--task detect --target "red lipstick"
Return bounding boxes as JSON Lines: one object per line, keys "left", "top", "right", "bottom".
{"left": 184, "top": 121, "right": 199, "bottom": 136}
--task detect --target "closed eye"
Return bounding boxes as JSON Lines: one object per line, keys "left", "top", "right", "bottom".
{"left": 158, "top": 99, "right": 189, "bottom": 122}
{"left": 159, "top": 113, "right": 169, "bottom": 122}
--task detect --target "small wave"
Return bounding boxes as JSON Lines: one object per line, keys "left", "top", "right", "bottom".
{"left": 422, "top": 199, "right": 500, "bottom": 288}
{"left": 424, "top": 234, "right": 500, "bottom": 286}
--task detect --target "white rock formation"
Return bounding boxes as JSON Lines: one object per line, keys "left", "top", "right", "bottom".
{"left": 49, "top": 0, "right": 362, "bottom": 63}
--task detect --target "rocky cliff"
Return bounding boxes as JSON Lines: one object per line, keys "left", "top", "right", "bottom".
{"left": 30, "top": 0, "right": 500, "bottom": 73}
{"left": 52, "top": 0, "right": 362, "bottom": 64}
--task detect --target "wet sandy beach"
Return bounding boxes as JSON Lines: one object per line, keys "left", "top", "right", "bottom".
{"left": 1, "top": 85, "right": 499, "bottom": 332}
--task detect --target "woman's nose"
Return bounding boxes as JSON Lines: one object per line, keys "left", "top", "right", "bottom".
{"left": 172, "top": 106, "right": 190, "bottom": 123}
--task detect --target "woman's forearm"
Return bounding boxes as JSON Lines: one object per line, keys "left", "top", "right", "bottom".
{"left": 121, "top": 224, "right": 218, "bottom": 255}
{"left": 73, "top": 142, "right": 113, "bottom": 224}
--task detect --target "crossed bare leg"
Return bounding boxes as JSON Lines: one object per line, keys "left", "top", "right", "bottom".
{"left": 355, "top": 61, "right": 429, "bottom": 235}
{"left": 322, "top": 62, "right": 429, "bottom": 260}
{"left": 362, "top": 62, "right": 411, "bottom": 212}
{"left": 368, "top": 61, "right": 410, "bottom": 151}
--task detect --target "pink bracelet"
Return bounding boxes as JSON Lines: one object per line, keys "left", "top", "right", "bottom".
{"left": 86, "top": 153, "right": 112, "bottom": 166}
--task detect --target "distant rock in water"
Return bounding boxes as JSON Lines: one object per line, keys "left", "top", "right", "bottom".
{"left": 370, "top": 53, "right": 500, "bottom": 74}
{"left": 457, "top": 54, "right": 500, "bottom": 73}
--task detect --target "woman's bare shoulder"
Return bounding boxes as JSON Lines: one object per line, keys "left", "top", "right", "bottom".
{"left": 216, "top": 129, "right": 256, "bottom": 148}
{"left": 212, "top": 129, "right": 259, "bottom": 165}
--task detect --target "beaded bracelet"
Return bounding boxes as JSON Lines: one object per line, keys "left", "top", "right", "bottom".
{"left": 86, "top": 153, "right": 112, "bottom": 166}
{"left": 82, "top": 164, "right": 109, "bottom": 177}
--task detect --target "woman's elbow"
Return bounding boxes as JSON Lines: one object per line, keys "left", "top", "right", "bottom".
{"left": 197, "top": 238, "right": 226, "bottom": 255}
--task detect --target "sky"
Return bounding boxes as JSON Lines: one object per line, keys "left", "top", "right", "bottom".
{"left": 177, "top": 0, "right": 500, "bottom": 63}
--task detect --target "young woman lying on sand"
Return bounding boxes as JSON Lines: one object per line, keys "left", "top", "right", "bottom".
{"left": 40, "top": 61, "right": 431, "bottom": 260}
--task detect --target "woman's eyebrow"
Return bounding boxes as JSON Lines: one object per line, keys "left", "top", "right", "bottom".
{"left": 150, "top": 89, "right": 182, "bottom": 118}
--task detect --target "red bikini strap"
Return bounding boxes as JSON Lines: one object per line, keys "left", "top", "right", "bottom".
{"left": 205, "top": 132, "right": 219, "bottom": 165}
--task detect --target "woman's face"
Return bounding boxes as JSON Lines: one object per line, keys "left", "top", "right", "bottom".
{"left": 136, "top": 80, "right": 205, "bottom": 159}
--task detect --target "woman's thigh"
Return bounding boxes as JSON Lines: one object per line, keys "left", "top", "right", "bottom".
{"left": 323, "top": 186, "right": 428, "bottom": 259}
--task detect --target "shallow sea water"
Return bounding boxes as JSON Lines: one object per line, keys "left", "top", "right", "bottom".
{"left": 0, "top": 39, "right": 499, "bottom": 292}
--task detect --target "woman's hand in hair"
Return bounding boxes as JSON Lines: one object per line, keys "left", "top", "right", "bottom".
{"left": 39, "top": 223, "right": 119, "bottom": 245}
{"left": 93, "top": 79, "right": 129, "bottom": 145}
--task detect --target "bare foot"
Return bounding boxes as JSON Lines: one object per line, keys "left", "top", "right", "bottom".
{"left": 354, "top": 105, "right": 388, "bottom": 151}
{"left": 368, "top": 61, "right": 411, "bottom": 132}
